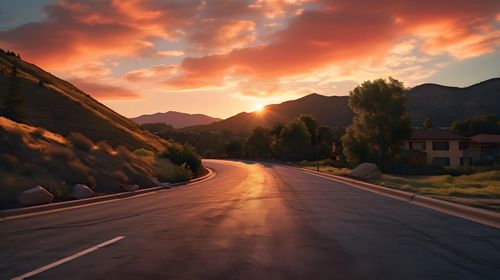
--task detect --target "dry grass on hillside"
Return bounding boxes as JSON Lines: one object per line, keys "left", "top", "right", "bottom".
{"left": 0, "top": 117, "right": 188, "bottom": 209}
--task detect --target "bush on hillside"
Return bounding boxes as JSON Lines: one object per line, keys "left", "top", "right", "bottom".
{"left": 160, "top": 144, "right": 202, "bottom": 174}
{"left": 155, "top": 158, "right": 193, "bottom": 183}
{"left": 134, "top": 148, "right": 155, "bottom": 157}
{"left": 96, "top": 141, "right": 115, "bottom": 154}
{"left": 68, "top": 132, "right": 94, "bottom": 152}
{"left": 116, "top": 145, "right": 136, "bottom": 161}
{"left": 112, "top": 170, "right": 129, "bottom": 184}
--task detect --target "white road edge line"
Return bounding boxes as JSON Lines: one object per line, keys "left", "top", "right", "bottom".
{"left": 11, "top": 236, "right": 125, "bottom": 280}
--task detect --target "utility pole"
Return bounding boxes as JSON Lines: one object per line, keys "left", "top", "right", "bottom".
{"left": 316, "top": 128, "right": 320, "bottom": 172}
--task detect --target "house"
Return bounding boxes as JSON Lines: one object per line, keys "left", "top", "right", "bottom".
{"left": 465, "top": 134, "right": 500, "bottom": 165}
{"left": 403, "top": 130, "right": 469, "bottom": 168}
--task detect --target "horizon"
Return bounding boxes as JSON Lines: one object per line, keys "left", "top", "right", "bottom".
{"left": 1, "top": 0, "right": 499, "bottom": 118}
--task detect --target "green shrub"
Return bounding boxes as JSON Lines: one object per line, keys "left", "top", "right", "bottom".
{"left": 134, "top": 148, "right": 155, "bottom": 157}
{"left": 68, "top": 132, "right": 94, "bottom": 152}
{"left": 169, "top": 163, "right": 193, "bottom": 183}
{"left": 160, "top": 144, "right": 202, "bottom": 174}
{"left": 155, "top": 159, "right": 193, "bottom": 183}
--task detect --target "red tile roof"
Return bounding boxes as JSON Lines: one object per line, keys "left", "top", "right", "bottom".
{"left": 470, "top": 134, "right": 500, "bottom": 143}
{"left": 411, "top": 130, "right": 468, "bottom": 140}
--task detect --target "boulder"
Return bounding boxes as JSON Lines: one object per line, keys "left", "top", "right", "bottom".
{"left": 69, "top": 184, "right": 95, "bottom": 199}
{"left": 122, "top": 184, "right": 139, "bottom": 192}
{"left": 349, "top": 162, "right": 381, "bottom": 179}
{"left": 17, "top": 186, "right": 54, "bottom": 206}
{"left": 150, "top": 177, "right": 170, "bottom": 187}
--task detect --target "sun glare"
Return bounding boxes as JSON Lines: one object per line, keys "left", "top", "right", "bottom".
{"left": 254, "top": 104, "right": 264, "bottom": 112}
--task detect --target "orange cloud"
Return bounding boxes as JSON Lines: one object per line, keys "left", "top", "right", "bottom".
{"left": 166, "top": 0, "right": 499, "bottom": 89}
{"left": 156, "top": 50, "right": 185, "bottom": 57}
{"left": 70, "top": 79, "right": 141, "bottom": 100}
{"left": 0, "top": 0, "right": 200, "bottom": 69}
{"left": 123, "top": 65, "right": 178, "bottom": 82}
{"left": 188, "top": 19, "right": 256, "bottom": 52}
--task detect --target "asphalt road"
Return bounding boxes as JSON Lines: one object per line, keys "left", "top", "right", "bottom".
{"left": 1, "top": 160, "right": 500, "bottom": 279}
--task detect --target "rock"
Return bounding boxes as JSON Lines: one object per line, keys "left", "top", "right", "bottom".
{"left": 350, "top": 162, "right": 381, "bottom": 179}
{"left": 122, "top": 184, "right": 139, "bottom": 192}
{"left": 69, "top": 184, "right": 95, "bottom": 199}
{"left": 17, "top": 186, "right": 54, "bottom": 206}
{"left": 150, "top": 177, "right": 170, "bottom": 187}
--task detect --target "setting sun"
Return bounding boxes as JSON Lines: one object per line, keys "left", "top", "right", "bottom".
{"left": 254, "top": 104, "right": 265, "bottom": 112}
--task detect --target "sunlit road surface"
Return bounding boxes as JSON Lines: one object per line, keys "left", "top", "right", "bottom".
{"left": 1, "top": 160, "right": 500, "bottom": 279}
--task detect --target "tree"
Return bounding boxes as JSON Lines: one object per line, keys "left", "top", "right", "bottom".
{"left": 243, "top": 127, "right": 272, "bottom": 158}
{"left": 270, "top": 122, "right": 285, "bottom": 139}
{"left": 317, "top": 125, "right": 335, "bottom": 159}
{"left": 277, "top": 119, "right": 311, "bottom": 161}
{"left": 1, "top": 66, "right": 24, "bottom": 122}
{"left": 297, "top": 115, "right": 320, "bottom": 159}
{"left": 341, "top": 77, "right": 412, "bottom": 169}
{"left": 450, "top": 115, "right": 500, "bottom": 136}
{"left": 224, "top": 141, "right": 242, "bottom": 158}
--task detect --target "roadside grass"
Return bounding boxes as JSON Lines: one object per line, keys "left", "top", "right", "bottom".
{"left": 296, "top": 159, "right": 352, "bottom": 175}
{"left": 302, "top": 165, "right": 351, "bottom": 176}
{"left": 375, "top": 171, "right": 500, "bottom": 198}
{"left": 297, "top": 160, "right": 500, "bottom": 211}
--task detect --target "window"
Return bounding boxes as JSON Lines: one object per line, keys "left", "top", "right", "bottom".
{"left": 410, "top": 141, "right": 426, "bottom": 151}
{"left": 432, "top": 141, "right": 449, "bottom": 150}
{"left": 459, "top": 142, "right": 469, "bottom": 151}
{"left": 460, "top": 157, "right": 472, "bottom": 166}
{"left": 432, "top": 157, "right": 450, "bottom": 167}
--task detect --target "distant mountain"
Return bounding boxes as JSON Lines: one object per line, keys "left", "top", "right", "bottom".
{"left": 0, "top": 51, "right": 167, "bottom": 151}
{"left": 406, "top": 78, "right": 500, "bottom": 126}
{"left": 183, "top": 78, "right": 500, "bottom": 132}
{"left": 182, "top": 94, "right": 352, "bottom": 132}
{"left": 132, "top": 111, "right": 221, "bottom": 128}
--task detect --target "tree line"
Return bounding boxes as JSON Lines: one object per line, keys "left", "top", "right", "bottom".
{"left": 225, "top": 115, "right": 341, "bottom": 162}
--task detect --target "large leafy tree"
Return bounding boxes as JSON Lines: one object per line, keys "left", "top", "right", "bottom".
{"left": 276, "top": 119, "right": 311, "bottom": 161}
{"left": 341, "top": 78, "right": 412, "bottom": 168}
{"left": 243, "top": 126, "right": 273, "bottom": 158}
{"left": 1, "top": 66, "right": 24, "bottom": 122}
{"left": 451, "top": 115, "right": 500, "bottom": 136}
{"left": 297, "top": 115, "right": 320, "bottom": 159}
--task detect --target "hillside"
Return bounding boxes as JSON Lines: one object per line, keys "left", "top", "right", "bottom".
{"left": 407, "top": 78, "right": 500, "bottom": 126}
{"left": 132, "top": 111, "right": 221, "bottom": 128}
{"left": 183, "top": 78, "right": 500, "bottom": 132}
{"left": 0, "top": 51, "right": 167, "bottom": 151}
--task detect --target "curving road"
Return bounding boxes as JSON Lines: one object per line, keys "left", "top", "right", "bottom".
{"left": 1, "top": 160, "right": 500, "bottom": 279}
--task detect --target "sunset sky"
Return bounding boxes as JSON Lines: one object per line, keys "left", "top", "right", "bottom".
{"left": 1, "top": 0, "right": 499, "bottom": 118}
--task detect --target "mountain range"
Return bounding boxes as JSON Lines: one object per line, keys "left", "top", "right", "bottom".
{"left": 132, "top": 111, "right": 221, "bottom": 128}
{"left": 179, "top": 78, "right": 500, "bottom": 132}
